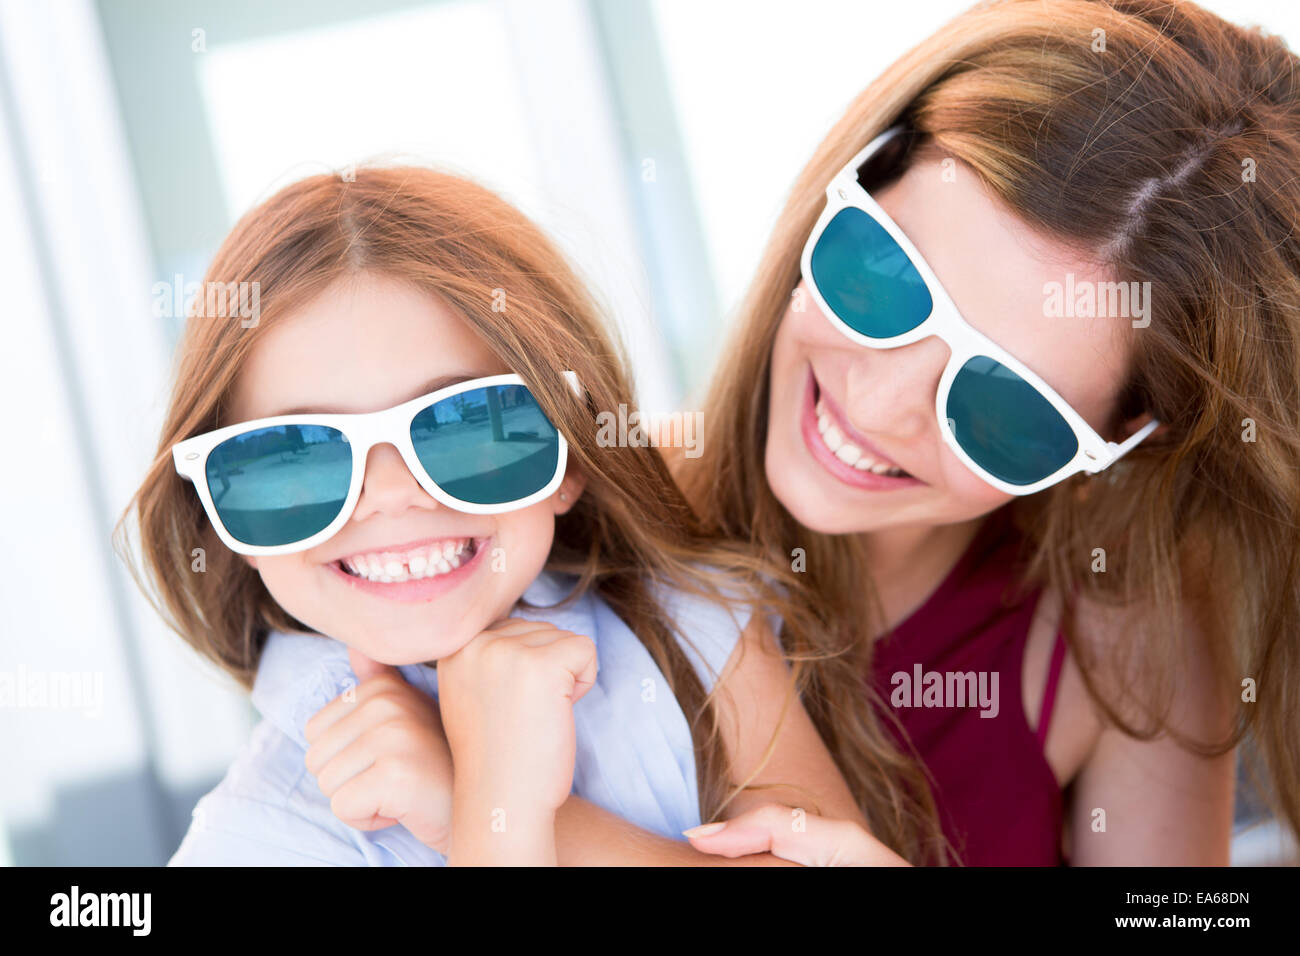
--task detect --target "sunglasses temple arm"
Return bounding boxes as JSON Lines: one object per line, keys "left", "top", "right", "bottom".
{"left": 1102, "top": 417, "right": 1161, "bottom": 467}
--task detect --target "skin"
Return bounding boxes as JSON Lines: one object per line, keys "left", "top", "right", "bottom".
{"left": 230, "top": 271, "right": 586, "bottom": 665}
{"left": 237, "top": 271, "right": 863, "bottom": 863}
{"left": 756, "top": 151, "right": 1235, "bottom": 864}
{"left": 232, "top": 271, "right": 599, "bottom": 861}
{"left": 309, "top": 611, "right": 869, "bottom": 865}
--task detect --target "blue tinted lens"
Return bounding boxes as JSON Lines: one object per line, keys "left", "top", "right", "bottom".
{"left": 946, "top": 356, "right": 1079, "bottom": 487}
{"left": 410, "top": 384, "right": 559, "bottom": 505}
{"left": 205, "top": 425, "right": 351, "bottom": 546}
{"left": 810, "top": 206, "right": 933, "bottom": 338}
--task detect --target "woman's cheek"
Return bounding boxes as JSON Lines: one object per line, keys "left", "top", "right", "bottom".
{"left": 937, "top": 453, "right": 1015, "bottom": 516}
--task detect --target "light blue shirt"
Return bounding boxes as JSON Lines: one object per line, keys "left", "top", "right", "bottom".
{"left": 168, "top": 571, "right": 751, "bottom": 865}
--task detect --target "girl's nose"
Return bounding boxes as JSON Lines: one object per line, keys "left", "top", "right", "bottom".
{"left": 349, "top": 442, "right": 440, "bottom": 521}
{"left": 842, "top": 335, "right": 951, "bottom": 441}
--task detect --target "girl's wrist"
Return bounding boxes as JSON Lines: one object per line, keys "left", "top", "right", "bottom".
{"left": 448, "top": 784, "right": 557, "bottom": 865}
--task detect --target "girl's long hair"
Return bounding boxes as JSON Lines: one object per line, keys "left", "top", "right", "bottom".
{"left": 114, "top": 165, "right": 802, "bottom": 824}
{"left": 676, "top": 0, "right": 1300, "bottom": 862}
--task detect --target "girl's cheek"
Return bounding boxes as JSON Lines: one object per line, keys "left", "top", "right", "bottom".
{"left": 501, "top": 514, "right": 556, "bottom": 572}
{"left": 237, "top": 555, "right": 318, "bottom": 629}
{"left": 480, "top": 507, "right": 558, "bottom": 604}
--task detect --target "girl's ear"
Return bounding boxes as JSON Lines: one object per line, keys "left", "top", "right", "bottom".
{"left": 241, "top": 555, "right": 258, "bottom": 571}
{"left": 553, "top": 464, "right": 587, "bottom": 516}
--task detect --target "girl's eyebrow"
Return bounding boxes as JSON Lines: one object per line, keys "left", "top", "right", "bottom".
{"left": 266, "top": 371, "right": 489, "bottom": 417}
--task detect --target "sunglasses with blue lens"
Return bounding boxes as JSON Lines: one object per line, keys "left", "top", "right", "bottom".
{"left": 173, "top": 372, "right": 579, "bottom": 555}
{"left": 800, "top": 125, "right": 1158, "bottom": 495}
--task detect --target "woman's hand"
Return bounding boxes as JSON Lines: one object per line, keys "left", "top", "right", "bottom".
{"left": 683, "top": 803, "right": 912, "bottom": 866}
{"left": 304, "top": 647, "right": 454, "bottom": 855}
{"left": 437, "top": 617, "right": 598, "bottom": 865}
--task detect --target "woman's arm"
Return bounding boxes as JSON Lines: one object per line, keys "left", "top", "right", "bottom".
{"left": 554, "top": 797, "right": 799, "bottom": 865}
{"left": 553, "top": 613, "right": 870, "bottom": 865}
{"left": 1064, "top": 588, "right": 1236, "bottom": 865}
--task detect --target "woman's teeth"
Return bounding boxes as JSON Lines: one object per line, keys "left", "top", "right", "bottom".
{"left": 338, "top": 539, "right": 475, "bottom": 583}
{"left": 815, "top": 399, "right": 908, "bottom": 477}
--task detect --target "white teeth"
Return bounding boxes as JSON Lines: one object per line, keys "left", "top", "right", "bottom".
{"left": 815, "top": 398, "right": 908, "bottom": 478}
{"left": 339, "top": 539, "right": 474, "bottom": 584}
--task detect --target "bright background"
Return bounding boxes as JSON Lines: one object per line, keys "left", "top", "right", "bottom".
{"left": 0, "top": 0, "right": 1295, "bottom": 865}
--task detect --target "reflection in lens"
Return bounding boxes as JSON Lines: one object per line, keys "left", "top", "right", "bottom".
{"left": 411, "top": 384, "right": 559, "bottom": 505}
{"left": 810, "top": 207, "right": 932, "bottom": 338}
{"left": 206, "top": 424, "right": 351, "bottom": 546}
{"left": 946, "top": 356, "right": 1078, "bottom": 486}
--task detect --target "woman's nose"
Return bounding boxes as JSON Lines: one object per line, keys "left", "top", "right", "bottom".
{"left": 842, "top": 335, "right": 951, "bottom": 439}
{"left": 350, "top": 442, "right": 439, "bottom": 521}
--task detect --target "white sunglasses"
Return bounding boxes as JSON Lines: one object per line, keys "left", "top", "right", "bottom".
{"left": 800, "top": 125, "right": 1159, "bottom": 496}
{"left": 173, "top": 372, "right": 580, "bottom": 556}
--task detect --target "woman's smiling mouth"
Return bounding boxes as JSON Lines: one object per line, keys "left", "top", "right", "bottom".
{"left": 799, "top": 367, "right": 925, "bottom": 492}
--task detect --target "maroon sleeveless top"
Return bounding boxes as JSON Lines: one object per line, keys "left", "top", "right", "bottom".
{"left": 868, "top": 506, "right": 1068, "bottom": 866}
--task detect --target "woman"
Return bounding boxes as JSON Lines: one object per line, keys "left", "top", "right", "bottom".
{"left": 680, "top": 0, "right": 1300, "bottom": 864}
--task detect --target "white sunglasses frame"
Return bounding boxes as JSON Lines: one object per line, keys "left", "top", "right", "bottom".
{"left": 799, "top": 125, "right": 1160, "bottom": 496}
{"left": 172, "top": 371, "right": 581, "bottom": 557}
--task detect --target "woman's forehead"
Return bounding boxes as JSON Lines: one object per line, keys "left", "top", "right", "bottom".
{"left": 876, "top": 155, "right": 1134, "bottom": 407}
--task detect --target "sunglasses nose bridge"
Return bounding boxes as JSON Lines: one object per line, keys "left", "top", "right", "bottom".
{"left": 850, "top": 328, "right": 951, "bottom": 386}
{"left": 344, "top": 408, "right": 431, "bottom": 492}
{"left": 344, "top": 404, "right": 415, "bottom": 458}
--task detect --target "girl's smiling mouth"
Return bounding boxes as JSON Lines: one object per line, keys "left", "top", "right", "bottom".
{"left": 799, "top": 366, "right": 926, "bottom": 492}
{"left": 326, "top": 535, "right": 490, "bottom": 603}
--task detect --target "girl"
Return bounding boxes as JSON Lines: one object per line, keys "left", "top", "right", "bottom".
{"left": 679, "top": 0, "right": 1300, "bottom": 865}
{"left": 114, "top": 165, "right": 865, "bottom": 865}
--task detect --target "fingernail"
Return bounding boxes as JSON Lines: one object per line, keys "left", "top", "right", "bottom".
{"left": 682, "top": 821, "right": 727, "bottom": 838}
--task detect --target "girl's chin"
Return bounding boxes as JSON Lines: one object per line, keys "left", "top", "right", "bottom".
{"left": 347, "top": 629, "right": 477, "bottom": 667}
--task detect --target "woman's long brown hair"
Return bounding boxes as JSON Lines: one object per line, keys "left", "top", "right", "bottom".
{"left": 113, "top": 165, "right": 802, "bottom": 825}
{"left": 676, "top": 0, "right": 1300, "bottom": 863}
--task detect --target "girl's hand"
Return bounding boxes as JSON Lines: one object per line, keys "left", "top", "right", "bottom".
{"left": 684, "top": 803, "right": 913, "bottom": 866}
{"left": 303, "top": 648, "right": 454, "bottom": 855}
{"left": 437, "top": 617, "right": 597, "bottom": 864}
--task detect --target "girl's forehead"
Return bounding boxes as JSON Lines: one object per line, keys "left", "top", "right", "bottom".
{"left": 228, "top": 274, "right": 506, "bottom": 421}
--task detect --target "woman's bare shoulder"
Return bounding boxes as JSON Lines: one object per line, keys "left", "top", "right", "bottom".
{"left": 1036, "top": 554, "right": 1232, "bottom": 752}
